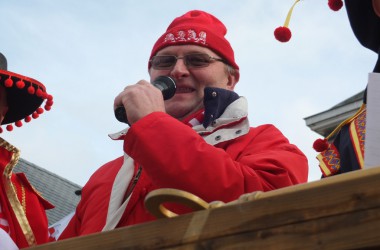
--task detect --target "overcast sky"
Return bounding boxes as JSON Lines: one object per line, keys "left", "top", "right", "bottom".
{"left": 1, "top": 0, "right": 376, "bottom": 186}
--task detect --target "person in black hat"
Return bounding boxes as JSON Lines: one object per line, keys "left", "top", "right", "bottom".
{"left": 0, "top": 52, "right": 54, "bottom": 248}
{"left": 314, "top": 0, "right": 380, "bottom": 177}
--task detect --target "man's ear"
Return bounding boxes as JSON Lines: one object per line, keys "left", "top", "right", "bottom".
{"left": 0, "top": 104, "right": 8, "bottom": 125}
{"left": 0, "top": 85, "right": 8, "bottom": 118}
{"left": 1, "top": 106, "right": 9, "bottom": 117}
{"left": 373, "top": 0, "right": 380, "bottom": 17}
{"left": 226, "top": 70, "right": 240, "bottom": 90}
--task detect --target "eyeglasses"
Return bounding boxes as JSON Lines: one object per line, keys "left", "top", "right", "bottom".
{"left": 150, "top": 53, "right": 225, "bottom": 70}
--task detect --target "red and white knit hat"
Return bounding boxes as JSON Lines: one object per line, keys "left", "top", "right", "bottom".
{"left": 0, "top": 53, "right": 53, "bottom": 132}
{"left": 149, "top": 10, "right": 239, "bottom": 70}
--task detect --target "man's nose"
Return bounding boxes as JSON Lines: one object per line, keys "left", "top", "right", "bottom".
{"left": 170, "top": 57, "right": 190, "bottom": 78}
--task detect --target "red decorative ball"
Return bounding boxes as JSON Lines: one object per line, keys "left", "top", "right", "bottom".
{"left": 6, "top": 124, "right": 13, "bottom": 131}
{"left": 28, "top": 86, "right": 35, "bottom": 94}
{"left": 16, "top": 80, "right": 25, "bottom": 89}
{"left": 15, "top": 120, "right": 23, "bottom": 127}
{"left": 36, "top": 107, "right": 44, "bottom": 114}
{"left": 328, "top": 0, "right": 343, "bottom": 11}
{"left": 32, "top": 112, "right": 39, "bottom": 119}
{"left": 46, "top": 100, "right": 54, "bottom": 106}
{"left": 45, "top": 105, "right": 51, "bottom": 111}
{"left": 47, "top": 95, "right": 53, "bottom": 101}
{"left": 4, "top": 78, "right": 13, "bottom": 87}
{"left": 274, "top": 26, "right": 292, "bottom": 42}
{"left": 25, "top": 116, "right": 32, "bottom": 122}
{"left": 0, "top": 127, "right": 2, "bottom": 133}
{"left": 36, "top": 89, "right": 43, "bottom": 97}
{"left": 313, "top": 138, "right": 329, "bottom": 152}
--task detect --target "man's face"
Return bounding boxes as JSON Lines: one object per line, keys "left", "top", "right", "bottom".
{"left": 149, "top": 45, "right": 239, "bottom": 120}
{"left": 0, "top": 85, "right": 8, "bottom": 124}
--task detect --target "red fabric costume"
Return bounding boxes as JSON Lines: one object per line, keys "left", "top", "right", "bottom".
{"left": 60, "top": 97, "right": 308, "bottom": 239}
{"left": 0, "top": 138, "right": 54, "bottom": 248}
{"left": 0, "top": 52, "right": 54, "bottom": 248}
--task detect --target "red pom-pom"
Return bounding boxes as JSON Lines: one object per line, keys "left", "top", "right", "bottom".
{"left": 36, "top": 89, "right": 43, "bottom": 97}
{"left": 32, "top": 112, "right": 39, "bottom": 119}
{"left": 27, "top": 86, "right": 35, "bottom": 94}
{"left": 274, "top": 26, "right": 292, "bottom": 42}
{"left": 4, "top": 78, "right": 13, "bottom": 87}
{"left": 36, "top": 107, "right": 44, "bottom": 114}
{"left": 16, "top": 80, "right": 25, "bottom": 89}
{"left": 0, "top": 127, "right": 3, "bottom": 133}
{"left": 24, "top": 116, "right": 32, "bottom": 122}
{"left": 46, "top": 100, "right": 54, "bottom": 106}
{"left": 44, "top": 105, "right": 51, "bottom": 111}
{"left": 6, "top": 124, "right": 13, "bottom": 131}
{"left": 328, "top": 0, "right": 343, "bottom": 11}
{"left": 15, "top": 120, "right": 23, "bottom": 127}
{"left": 313, "top": 138, "right": 329, "bottom": 152}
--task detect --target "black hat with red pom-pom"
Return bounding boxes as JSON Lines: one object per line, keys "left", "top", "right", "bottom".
{"left": 312, "top": 0, "right": 380, "bottom": 152}
{"left": 0, "top": 53, "right": 53, "bottom": 133}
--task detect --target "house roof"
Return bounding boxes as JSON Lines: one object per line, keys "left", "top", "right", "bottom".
{"left": 304, "top": 90, "right": 365, "bottom": 137}
{"left": 331, "top": 90, "right": 365, "bottom": 109}
{"left": 14, "top": 158, "right": 82, "bottom": 225}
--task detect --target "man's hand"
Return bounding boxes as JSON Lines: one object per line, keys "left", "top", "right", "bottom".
{"left": 114, "top": 80, "right": 166, "bottom": 125}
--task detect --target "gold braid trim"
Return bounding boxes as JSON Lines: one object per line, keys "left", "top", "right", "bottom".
{"left": 12, "top": 181, "right": 27, "bottom": 214}
{"left": 0, "top": 138, "right": 36, "bottom": 246}
{"left": 325, "top": 104, "right": 366, "bottom": 141}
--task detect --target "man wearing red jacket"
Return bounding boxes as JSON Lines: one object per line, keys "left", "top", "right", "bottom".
{"left": 59, "top": 10, "right": 308, "bottom": 238}
{"left": 0, "top": 52, "right": 54, "bottom": 248}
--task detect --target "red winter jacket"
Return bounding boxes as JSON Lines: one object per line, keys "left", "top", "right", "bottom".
{"left": 60, "top": 97, "right": 308, "bottom": 239}
{"left": 0, "top": 138, "right": 53, "bottom": 248}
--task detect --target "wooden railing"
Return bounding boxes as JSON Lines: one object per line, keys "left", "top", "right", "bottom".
{"left": 27, "top": 167, "right": 380, "bottom": 250}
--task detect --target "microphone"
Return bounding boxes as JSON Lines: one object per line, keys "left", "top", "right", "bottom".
{"left": 114, "top": 76, "right": 176, "bottom": 124}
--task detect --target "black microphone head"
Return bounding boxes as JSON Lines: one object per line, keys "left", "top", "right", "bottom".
{"left": 115, "top": 106, "right": 128, "bottom": 124}
{"left": 152, "top": 76, "right": 176, "bottom": 100}
{"left": 115, "top": 76, "right": 176, "bottom": 124}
